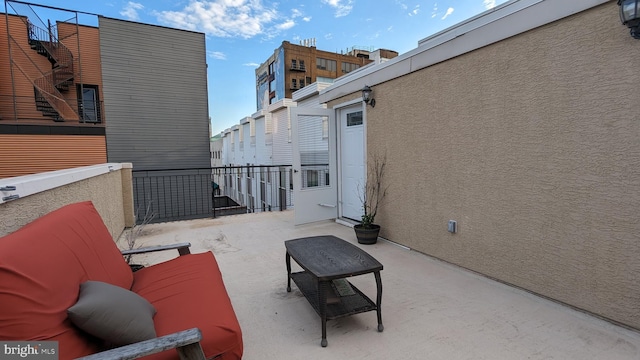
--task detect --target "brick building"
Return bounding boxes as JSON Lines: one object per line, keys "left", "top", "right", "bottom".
{"left": 255, "top": 40, "right": 397, "bottom": 111}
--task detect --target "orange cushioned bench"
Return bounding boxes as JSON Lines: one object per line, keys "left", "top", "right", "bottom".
{"left": 0, "top": 201, "right": 243, "bottom": 360}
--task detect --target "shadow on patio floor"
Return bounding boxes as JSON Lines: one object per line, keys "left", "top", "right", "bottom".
{"left": 126, "top": 210, "right": 640, "bottom": 360}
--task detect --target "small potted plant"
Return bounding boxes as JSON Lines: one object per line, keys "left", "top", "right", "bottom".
{"left": 354, "top": 154, "right": 388, "bottom": 244}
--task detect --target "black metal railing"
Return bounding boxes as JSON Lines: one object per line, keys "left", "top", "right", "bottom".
{"left": 0, "top": 95, "right": 103, "bottom": 123}
{"left": 132, "top": 165, "right": 293, "bottom": 224}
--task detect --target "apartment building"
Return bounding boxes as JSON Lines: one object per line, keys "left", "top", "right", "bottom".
{"left": 0, "top": 11, "right": 106, "bottom": 178}
{"left": 215, "top": 81, "right": 335, "bottom": 215}
{"left": 255, "top": 40, "right": 397, "bottom": 111}
{"left": 215, "top": 42, "right": 398, "bottom": 213}
{"left": 1, "top": 2, "right": 212, "bottom": 222}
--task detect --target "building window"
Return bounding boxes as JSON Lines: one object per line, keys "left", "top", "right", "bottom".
{"left": 316, "top": 58, "right": 336, "bottom": 72}
{"left": 291, "top": 59, "right": 305, "bottom": 71}
{"left": 291, "top": 79, "right": 297, "bottom": 89}
{"left": 269, "top": 61, "right": 275, "bottom": 74}
{"left": 322, "top": 117, "right": 328, "bottom": 138}
{"left": 341, "top": 62, "right": 360, "bottom": 73}
{"left": 347, "top": 111, "right": 363, "bottom": 126}
{"left": 306, "top": 76, "right": 312, "bottom": 85}
{"left": 300, "top": 79, "right": 305, "bottom": 88}
{"left": 305, "top": 170, "right": 319, "bottom": 188}
{"left": 302, "top": 168, "right": 330, "bottom": 189}
{"left": 76, "top": 84, "right": 101, "bottom": 123}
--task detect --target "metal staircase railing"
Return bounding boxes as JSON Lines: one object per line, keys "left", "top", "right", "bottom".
{"left": 27, "top": 22, "right": 75, "bottom": 91}
{"left": 9, "top": 35, "right": 78, "bottom": 121}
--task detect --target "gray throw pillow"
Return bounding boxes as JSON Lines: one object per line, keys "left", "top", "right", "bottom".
{"left": 68, "top": 281, "right": 157, "bottom": 346}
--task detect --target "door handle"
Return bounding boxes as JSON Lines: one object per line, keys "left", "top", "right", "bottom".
{"left": 318, "top": 203, "right": 336, "bottom": 208}
{"left": 294, "top": 169, "right": 299, "bottom": 173}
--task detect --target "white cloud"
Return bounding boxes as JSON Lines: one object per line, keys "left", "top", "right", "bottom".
{"left": 442, "top": 7, "right": 454, "bottom": 20}
{"left": 291, "top": 9, "right": 304, "bottom": 18}
{"left": 157, "top": 0, "right": 280, "bottom": 39}
{"left": 207, "top": 51, "right": 226, "bottom": 60}
{"left": 272, "top": 8, "right": 308, "bottom": 30}
{"left": 276, "top": 20, "right": 295, "bottom": 31}
{"left": 244, "top": 62, "right": 260, "bottom": 67}
{"left": 408, "top": 5, "right": 420, "bottom": 17}
{"left": 120, "top": 2, "right": 144, "bottom": 21}
{"left": 324, "top": 33, "right": 333, "bottom": 40}
{"left": 395, "top": 0, "right": 408, "bottom": 11}
{"left": 432, "top": 2, "right": 438, "bottom": 18}
{"left": 483, "top": 0, "right": 496, "bottom": 9}
{"left": 322, "top": 0, "right": 353, "bottom": 18}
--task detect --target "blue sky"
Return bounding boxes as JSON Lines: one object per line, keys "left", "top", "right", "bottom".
{"left": 17, "top": 0, "right": 508, "bottom": 135}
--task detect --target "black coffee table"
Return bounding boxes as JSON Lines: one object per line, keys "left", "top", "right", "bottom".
{"left": 285, "top": 235, "right": 383, "bottom": 347}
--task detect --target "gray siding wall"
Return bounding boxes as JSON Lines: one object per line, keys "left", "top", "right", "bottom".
{"left": 99, "top": 18, "right": 212, "bottom": 222}
{"left": 99, "top": 17, "right": 210, "bottom": 170}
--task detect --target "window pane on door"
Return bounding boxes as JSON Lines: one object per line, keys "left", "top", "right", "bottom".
{"left": 346, "top": 111, "right": 363, "bottom": 126}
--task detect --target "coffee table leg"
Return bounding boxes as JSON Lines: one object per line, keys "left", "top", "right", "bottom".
{"left": 375, "top": 271, "right": 384, "bottom": 332}
{"left": 286, "top": 252, "right": 292, "bottom": 292}
{"left": 319, "top": 280, "right": 328, "bottom": 347}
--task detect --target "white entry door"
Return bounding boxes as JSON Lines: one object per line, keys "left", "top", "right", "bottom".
{"left": 291, "top": 107, "right": 337, "bottom": 225}
{"left": 340, "top": 106, "right": 365, "bottom": 221}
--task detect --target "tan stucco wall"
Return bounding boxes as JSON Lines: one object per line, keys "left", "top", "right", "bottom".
{"left": 333, "top": 3, "right": 640, "bottom": 329}
{"left": 120, "top": 165, "right": 135, "bottom": 228}
{"left": 0, "top": 169, "right": 128, "bottom": 240}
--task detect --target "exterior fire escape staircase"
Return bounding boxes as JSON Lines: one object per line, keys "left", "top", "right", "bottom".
{"left": 21, "top": 22, "right": 77, "bottom": 121}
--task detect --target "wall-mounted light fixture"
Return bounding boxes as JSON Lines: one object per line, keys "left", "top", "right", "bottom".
{"left": 619, "top": 0, "right": 640, "bottom": 39}
{"left": 362, "top": 85, "right": 376, "bottom": 108}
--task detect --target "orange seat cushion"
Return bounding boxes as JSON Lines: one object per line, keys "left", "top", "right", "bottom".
{"left": 132, "top": 252, "right": 243, "bottom": 360}
{"left": 0, "top": 201, "right": 133, "bottom": 359}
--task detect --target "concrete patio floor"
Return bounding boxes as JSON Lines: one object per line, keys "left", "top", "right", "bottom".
{"left": 126, "top": 210, "right": 640, "bottom": 360}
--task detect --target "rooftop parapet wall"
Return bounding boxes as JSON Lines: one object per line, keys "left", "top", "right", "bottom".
{"left": 0, "top": 163, "right": 134, "bottom": 240}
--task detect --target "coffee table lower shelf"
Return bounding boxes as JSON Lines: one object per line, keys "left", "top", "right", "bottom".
{"left": 290, "top": 271, "right": 377, "bottom": 319}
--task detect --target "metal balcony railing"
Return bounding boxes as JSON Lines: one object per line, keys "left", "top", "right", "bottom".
{"left": 290, "top": 64, "right": 306, "bottom": 72}
{"left": 0, "top": 95, "right": 103, "bottom": 123}
{"left": 132, "top": 165, "right": 293, "bottom": 224}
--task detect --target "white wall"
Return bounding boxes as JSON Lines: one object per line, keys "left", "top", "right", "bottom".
{"left": 269, "top": 101, "right": 294, "bottom": 165}
{"left": 254, "top": 115, "right": 272, "bottom": 165}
